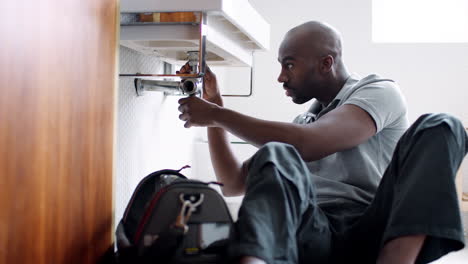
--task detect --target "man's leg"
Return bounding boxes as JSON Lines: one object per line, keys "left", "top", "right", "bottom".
{"left": 239, "top": 256, "right": 266, "bottom": 264}
{"left": 377, "top": 235, "right": 426, "bottom": 264}
{"left": 341, "top": 113, "right": 467, "bottom": 264}
{"left": 228, "top": 142, "right": 333, "bottom": 264}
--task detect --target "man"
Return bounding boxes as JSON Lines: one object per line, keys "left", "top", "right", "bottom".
{"left": 177, "top": 21, "right": 467, "bottom": 264}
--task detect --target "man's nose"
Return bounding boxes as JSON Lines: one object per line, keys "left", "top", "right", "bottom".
{"left": 277, "top": 70, "right": 288, "bottom": 83}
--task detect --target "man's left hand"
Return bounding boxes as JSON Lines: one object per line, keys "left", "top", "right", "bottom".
{"left": 178, "top": 96, "right": 220, "bottom": 128}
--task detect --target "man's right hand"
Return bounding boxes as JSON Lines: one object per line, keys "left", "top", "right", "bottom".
{"left": 202, "top": 66, "right": 223, "bottom": 106}
{"left": 176, "top": 62, "right": 223, "bottom": 106}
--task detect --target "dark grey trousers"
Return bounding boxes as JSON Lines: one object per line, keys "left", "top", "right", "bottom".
{"left": 228, "top": 113, "right": 468, "bottom": 264}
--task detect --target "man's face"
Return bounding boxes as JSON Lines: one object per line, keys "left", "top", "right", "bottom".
{"left": 277, "top": 38, "right": 323, "bottom": 104}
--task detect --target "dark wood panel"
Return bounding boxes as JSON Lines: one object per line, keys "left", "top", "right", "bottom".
{"left": 0, "top": 1, "right": 118, "bottom": 263}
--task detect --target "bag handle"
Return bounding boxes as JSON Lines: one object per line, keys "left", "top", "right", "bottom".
{"left": 177, "top": 165, "right": 191, "bottom": 173}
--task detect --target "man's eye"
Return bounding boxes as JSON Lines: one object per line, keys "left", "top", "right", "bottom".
{"left": 286, "top": 64, "right": 293, "bottom": 70}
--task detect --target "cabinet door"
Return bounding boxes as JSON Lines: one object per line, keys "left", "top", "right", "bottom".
{"left": 0, "top": 1, "right": 118, "bottom": 263}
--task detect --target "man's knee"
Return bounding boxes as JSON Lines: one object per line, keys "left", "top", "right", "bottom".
{"left": 405, "top": 114, "right": 467, "bottom": 151}
{"left": 251, "top": 142, "right": 300, "bottom": 166}
{"left": 249, "top": 142, "right": 305, "bottom": 178}
{"left": 258, "top": 141, "right": 298, "bottom": 155}
{"left": 247, "top": 142, "right": 313, "bottom": 200}
{"left": 413, "top": 113, "right": 464, "bottom": 136}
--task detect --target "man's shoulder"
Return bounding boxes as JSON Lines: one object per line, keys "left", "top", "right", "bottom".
{"left": 350, "top": 73, "right": 397, "bottom": 91}
{"left": 343, "top": 73, "right": 408, "bottom": 132}
{"left": 339, "top": 73, "right": 401, "bottom": 102}
{"left": 293, "top": 74, "right": 405, "bottom": 125}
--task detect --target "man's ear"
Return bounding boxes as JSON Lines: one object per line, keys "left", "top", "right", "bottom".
{"left": 321, "top": 55, "right": 334, "bottom": 73}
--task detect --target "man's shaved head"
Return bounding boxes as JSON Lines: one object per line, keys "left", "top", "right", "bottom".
{"left": 283, "top": 21, "right": 343, "bottom": 62}
{"left": 277, "top": 21, "right": 350, "bottom": 105}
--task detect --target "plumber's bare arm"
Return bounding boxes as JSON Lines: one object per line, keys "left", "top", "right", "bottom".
{"left": 207, "top": 127, "right": 251, "bottom": 196}
{"left": 179, "top": 101, "right": 376, "bottom": 161}
{"left": 177, "top": 64, "right": 248, "bottom": 196}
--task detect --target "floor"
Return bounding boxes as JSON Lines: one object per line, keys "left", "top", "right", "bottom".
{"left": 430, "top": 245, "right": 468, "bottom": 264}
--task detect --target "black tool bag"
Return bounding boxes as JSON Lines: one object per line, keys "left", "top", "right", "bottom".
{"left": 116, "top": 167, "right": 233, "bottom": 264}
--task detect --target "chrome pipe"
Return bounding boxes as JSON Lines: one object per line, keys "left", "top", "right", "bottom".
{"left": 135, "top": 78, "right": 200, "bottom": 96}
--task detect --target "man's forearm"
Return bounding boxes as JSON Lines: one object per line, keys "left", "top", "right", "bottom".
{"left": 208, "top": 127, "right": 247, "bottom": 196}
{"left": 213, "top": 107, "right": 301, "bottom": 148}
{"left": 210, "top": 104, "right": 377, "bottom": 162}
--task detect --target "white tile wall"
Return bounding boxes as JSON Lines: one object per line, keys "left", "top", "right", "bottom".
{"left": 114, "top": 46, "right": 249, "bottom": 223}
{"left": 115, "top": 46, "right": 197, "bottom": 222}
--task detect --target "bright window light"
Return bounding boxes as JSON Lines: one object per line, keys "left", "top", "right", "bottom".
{"left": 372, "top": 0, "right": 468, "bottom": 43}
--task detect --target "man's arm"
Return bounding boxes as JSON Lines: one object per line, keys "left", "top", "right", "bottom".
{"left": 207, "top": 127, "right": 250, "bottom": 196}
{"left": 204, "top": 90, "right": 248, "bottom": 196}
{"left": 179, "top": 97, "right": 376, "bottom": 162}
{"left": 177, "top": 65, "right": 249, "bottom": 196}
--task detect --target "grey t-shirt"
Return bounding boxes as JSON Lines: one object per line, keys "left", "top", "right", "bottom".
{"left": 293, "top": 74, "right": 409, "bottom": 207}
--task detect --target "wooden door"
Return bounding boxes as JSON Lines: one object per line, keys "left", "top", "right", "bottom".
{"left": 0, "top": 1, "right": 118, "bottom": 263}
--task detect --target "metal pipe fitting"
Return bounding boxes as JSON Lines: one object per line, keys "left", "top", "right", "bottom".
{"left": 135, "top": 78, "right": 200, "bottom": 96}
{"left": 187, "top": 51, "right": 199, "bottom": 74}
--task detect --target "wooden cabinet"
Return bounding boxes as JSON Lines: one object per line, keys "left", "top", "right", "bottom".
{"left": 0, "top": 1, "right": 118, "bottom": 263}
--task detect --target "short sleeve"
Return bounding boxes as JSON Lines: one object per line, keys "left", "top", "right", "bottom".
{"left": 343, "top": 81, "right": 407, "bottom": 133}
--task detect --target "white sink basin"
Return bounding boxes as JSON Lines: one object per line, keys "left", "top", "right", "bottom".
{"left": 120, "top": 0, "right": 270, "bottom": 67}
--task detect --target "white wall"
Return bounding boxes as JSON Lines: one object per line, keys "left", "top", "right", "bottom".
{"left": 115, "top": 46, "right": 197, "bottom": 221}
